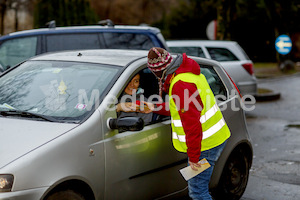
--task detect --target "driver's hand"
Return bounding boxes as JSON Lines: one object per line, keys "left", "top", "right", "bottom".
{"left": 139, "top": 101, "right": 154, "bottom": 113}
{"left": 116, "top": 102, "right": 139, "bottom": 112}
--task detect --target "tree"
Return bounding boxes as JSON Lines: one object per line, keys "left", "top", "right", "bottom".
{"left": 263, "top": 0, "right": 300, "bottom": 63}
{"left": 34, "top": 0, "right": 98, "bottom": 28}
{"left": 216, "top": 0, "right": 240, "bottom": 40}
{"left": 0, "top": 0, "right": 34, "bottom": 34}
{"left": 90, "top": 0, "right": 178, "bottom": 25}
{"left": 154, "top": 0, "right": 216, "bottom": 39}
{"left": 0, "top": 0, "right": 7, "bottom": 35}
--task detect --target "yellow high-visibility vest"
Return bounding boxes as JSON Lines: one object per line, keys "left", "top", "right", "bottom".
{"left": 169, "top": 72, "right": 230, "bottom": 152}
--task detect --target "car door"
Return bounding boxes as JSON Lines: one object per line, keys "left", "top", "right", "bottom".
{"left": 102, "top": 67, "right": 188, "bottom": 200}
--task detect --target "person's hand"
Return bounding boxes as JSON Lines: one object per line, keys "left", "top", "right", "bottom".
{"left": 139, "top": 101, "right": 155, "bottom": 113}
{"left": 116, "top": 102, "right": 139, "bottom": 112}
{"left": 189, "top": 161, "right": 202, "bottom": 171}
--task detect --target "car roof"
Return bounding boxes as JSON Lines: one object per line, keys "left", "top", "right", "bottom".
{"left": 29, "top": 49, "right": 149, "bottom": 67}
{"left": 0, "top": 25, "right": 161, "bottom": 40}
{"left": 167, "top": 40, "right": 238, "bottom": 47}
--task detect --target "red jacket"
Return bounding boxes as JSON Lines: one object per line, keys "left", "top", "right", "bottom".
{"left": 154, "top": 53, "right": 204, "bottom": 163}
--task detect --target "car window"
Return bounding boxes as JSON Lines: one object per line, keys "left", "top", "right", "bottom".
{"left": 115, "top": 67, "right": 169, "bottom": 133}
{"left": 0, "top": 36, "right": 37, "bottom": 70}
{"left": 169, "top": 46, "right": 205, "bottom": 58}
{"left": 46, "top": 33, "right": 100, "bottom": 52}
{"left": 101, "top": 33, "right": 154, "bottom": 50}
{"left": 200, "top": 65, "right": 227, "bottom": 98}
{"left": 0, "top": 61, "right": 120, "bottom": 123}
{"left": 206, "top": 47, "right": 238, "bottom": 61}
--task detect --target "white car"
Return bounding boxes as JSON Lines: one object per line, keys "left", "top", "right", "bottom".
{"left": 167, "top": 40, "right": 257, "bottom": 96}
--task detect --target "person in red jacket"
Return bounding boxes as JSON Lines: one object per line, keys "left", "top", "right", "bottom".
{"left": 144, "top": 47, "right": 230, "bottom": 200}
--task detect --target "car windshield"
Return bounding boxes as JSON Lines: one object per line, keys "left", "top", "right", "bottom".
{"left": 0, "top": 61, "right": 119, "bottom": 123}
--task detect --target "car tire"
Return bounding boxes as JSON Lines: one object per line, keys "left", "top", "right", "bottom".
{"left": 45, "top": 190, "right": 85, "bottom": 200}
{"left": 213, "top": 148, "right": 250, "bottom": 200}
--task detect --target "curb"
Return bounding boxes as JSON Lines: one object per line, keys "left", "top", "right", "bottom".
{"left": 253, "top": 88, "right": 281, "bottom": 102}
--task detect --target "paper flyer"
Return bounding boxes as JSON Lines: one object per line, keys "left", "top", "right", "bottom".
{"left": 179, "top": 158, "right": 211, "bottom": 181}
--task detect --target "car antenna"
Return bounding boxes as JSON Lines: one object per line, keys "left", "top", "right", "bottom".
{"left": 98, "top": 19, "right": 114, "bottom": 27}
{"left": 46, "top": 20, "right": 56, "bottom": 29}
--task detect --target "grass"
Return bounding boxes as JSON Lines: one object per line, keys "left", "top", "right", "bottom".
{"left": 254, "top": 62, "right": 278, "bottom": 68}
{"left": 253, "top": 62, "right": 300, "bottom": 78}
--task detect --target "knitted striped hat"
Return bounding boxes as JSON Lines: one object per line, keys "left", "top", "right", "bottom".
{"left": 147, "top": 47, "right": 173, "bottom": 72}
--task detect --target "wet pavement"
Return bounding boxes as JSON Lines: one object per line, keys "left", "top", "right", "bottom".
{"left": 241, "top": 73, "right": 300, "bottom": 200}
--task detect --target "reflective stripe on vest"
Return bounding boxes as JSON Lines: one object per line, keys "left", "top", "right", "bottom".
{"left": 169, "top": 72, "right": 231, "bottom": 152}
{"left": 172, "top": 117, "right": 226, "bottom": 140}
{"left": 172, "top": 103, "right": 219, "bottom": 127}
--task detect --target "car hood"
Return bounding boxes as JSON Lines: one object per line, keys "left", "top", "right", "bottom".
{"left": 0, "top": 117, "right": 78, "bottom": 169}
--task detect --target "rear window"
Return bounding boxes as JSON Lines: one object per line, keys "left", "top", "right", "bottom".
{"left": 169, "top": 46, "right": 205, "bottom": 58}
{"left": 101, "top": 32, "right": 154, "bottom": 50}
{"left": 206, "top": 47, "right": 238, "bottom": 62}
{"left": 46, "top": 33, "right": 100, "bottom": 52}
{"left": 201, "top": 65, "right": 227, "bottom": 98}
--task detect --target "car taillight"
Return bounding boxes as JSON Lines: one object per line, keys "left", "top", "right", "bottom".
{"left": 224, "top": 70, "right": 242, "bottom": 98}
{"left": 242, "top": 63, "right": 254, "bottom": 75}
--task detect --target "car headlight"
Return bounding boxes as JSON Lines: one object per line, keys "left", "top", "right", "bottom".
{"left": 0, "top": 174, "right": 14, "bottom": 192}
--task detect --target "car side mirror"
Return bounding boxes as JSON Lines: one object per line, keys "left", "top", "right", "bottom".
{"left": 108, "top": 117, "right": 144, "bottom": 131}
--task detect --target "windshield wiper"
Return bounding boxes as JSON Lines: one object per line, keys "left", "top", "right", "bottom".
{"left": 0, "top": 110, "right": 57, "bottom": 122}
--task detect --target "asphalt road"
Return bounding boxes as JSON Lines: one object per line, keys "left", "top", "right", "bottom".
{"left": 241, "top": 73, "right": 300, "bottom": 200}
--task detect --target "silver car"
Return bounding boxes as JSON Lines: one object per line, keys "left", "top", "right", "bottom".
{"left": 0, "top": 49, "right": 252, "bottom": 200}
{"left": 167, "top": 40, "right": 258, "bottom": 96}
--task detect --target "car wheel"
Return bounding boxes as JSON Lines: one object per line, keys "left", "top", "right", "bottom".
{"left": 213, "top": 148, "right": 250, "bottom": 200}
{"left": 45, "top": 190, "right": 85, "bottom": 200}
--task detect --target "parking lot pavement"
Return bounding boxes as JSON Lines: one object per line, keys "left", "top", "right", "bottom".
{"left": 241, "top": 73, "right": 300, "bottom": 200}
{"left": 242, "top": 173, "right": 300, "bottom": 200}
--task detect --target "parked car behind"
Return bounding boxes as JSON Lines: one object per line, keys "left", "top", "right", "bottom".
{"left": 167, "top": 40, "right": 257, "bottom": 96}
{"left": 0, "top": 20, "right": 168, "bottom": 72}
{"left": 0, "top": 49, "right": 252, "bottom": 200}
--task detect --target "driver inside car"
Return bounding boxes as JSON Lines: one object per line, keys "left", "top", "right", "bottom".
{"left": 116, "top": 73, "right": 153, "bottom": 124}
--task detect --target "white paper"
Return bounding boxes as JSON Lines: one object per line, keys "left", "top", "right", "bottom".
{"left": 179, "top": 158, "right": 211, "bottom": 181}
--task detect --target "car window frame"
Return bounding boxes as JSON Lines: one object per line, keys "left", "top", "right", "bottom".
{"left": 114, "top": 66, "right": 169, "bottom": 131}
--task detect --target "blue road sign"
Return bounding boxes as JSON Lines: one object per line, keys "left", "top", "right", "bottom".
{"left": 275, "top": 35, "right": 292, "bottom": 55}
